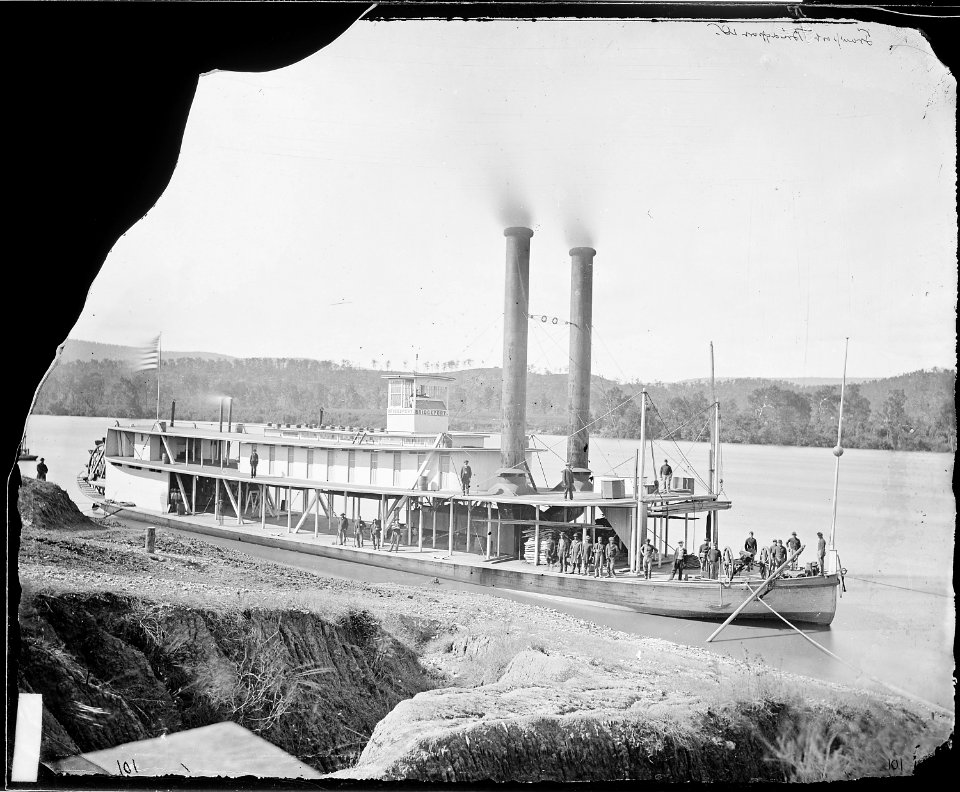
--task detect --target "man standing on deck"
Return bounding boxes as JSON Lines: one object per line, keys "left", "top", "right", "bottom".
{"left": 544, "top": 534, "right": 557, "bottom": 569}
{"left": 757, "top": 543, "right": 770, "bottom": 577}
{"left": 786, "top": 532, "right": 801, "bottom": 568}
{"left": 817, "top": 531, "right": 827, "bottom": 575}
{"left": 557, "top": 532, "right": 571, "bottom": 573}
{"left": 774, "top": 539, "right": 787, "bottom": 568}
{"left": 582, "top": 533, "right": 593, "bottom": 576}
{"left": 460, "top": 460, "right": 472, "bottom": 495}
{"left": 641, "top": 539, "right": 656, "bottom": 579}
{"left": 371, "top": 518, "right": 382, "bottom": 550}
{"left": 606, "top": 538, "right": 620, "bottom": 578}
{"left": 569, "top": 535, "right": 583, "bottom": 574}
{"left": 249, "top": 448, "right": 259, "bottom": 478}
{"left": 706, "top": 542, "right": 722, "bottom": 580}
{"left": 669, "top": 540, "right": 686, "bottom": 581}
{"left": 744, "top": 532, "right": 758, "bottom": 571}
{"left": 35, "top": 458, "right": 48, "bottom": 481}
{"left": 389, "top": 519, "right": 402, "bottom": 551}
{"left": 659, "top": 459, "right": 673, "bottom": 493}
{"left": 593, "top": 538, "right": 605, "bottom": 577}
{"left": 354, "top": 519, "right": 365, "bottom": 548}
{"left": 561, "top": 463, "right": 575, "bottom": 500}
{"left": 337, "top": 512, "right": 348, "bottom": 545}
{"left": 768, "top": 539, "right": 779, "bottom": 569}
{"left": 698, "top": 537, "right": 711, "bottom": 573}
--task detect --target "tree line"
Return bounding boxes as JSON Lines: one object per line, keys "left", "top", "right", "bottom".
{"left": 33, "top": 357, "right": 956, "bottom": 452}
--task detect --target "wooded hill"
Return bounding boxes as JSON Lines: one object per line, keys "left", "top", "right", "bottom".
{"left": 33, "top": 351, "right": 956, "bottom": 452}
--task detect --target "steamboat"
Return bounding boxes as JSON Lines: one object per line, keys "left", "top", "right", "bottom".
{"left": 78, "top": 228, "right": 842, "bottom": 624}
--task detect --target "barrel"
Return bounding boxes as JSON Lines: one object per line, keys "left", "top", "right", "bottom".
{"left": 418, "top": 474, "right": 428, "bottom": 491}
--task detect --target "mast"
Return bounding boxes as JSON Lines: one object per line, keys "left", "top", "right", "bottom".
{"left": 708, "top": 342, "right": 716, "bottom": 494}
{"left": 156, "top": 333, "right": 162, "bottom": 423}
{"left": 709, "top": 342, "right": 719, "bottom": 545}
{"left": 635, "top": 389, "right": 648, "bottom": 572}
{"left": 828, "top": 337, "right": 850, "bottom": 549}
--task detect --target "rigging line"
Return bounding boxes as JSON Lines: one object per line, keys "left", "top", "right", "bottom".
{"left": 591, "top": 324, "right": 633, "bottom": 388}
{"left": 530, "top": 435, "right": 551, "bottom": 486}
{"left": 647, "top": 400, "right": 711, "bottom": 490}
{"left": 842, "top": 575, "right": 951, "bottom": 600}
{"left": 530, "top": 386, "right": 648, "bottom": 458}
{"left": 529, "top": 318, "right": 588, "bottom": 379}
{"left": 644, "top": 394, "right": 718, "bottom": 445}
{"left": 651, "top": 431, "right": 710, "bottom": 492}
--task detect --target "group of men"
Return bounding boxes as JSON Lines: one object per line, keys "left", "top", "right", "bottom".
{"left": 336, "top": 513, "right": 404, "bottom": 552}
{"left": 544, "top": 532, "right": 620, "bottom": 577}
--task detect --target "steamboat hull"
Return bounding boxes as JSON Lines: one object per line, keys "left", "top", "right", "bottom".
{"left": 102, "top": 504, "right": 838, "bottom": 625}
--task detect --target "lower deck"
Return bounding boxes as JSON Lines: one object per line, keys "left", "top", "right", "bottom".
{"left": 96, "top": 497, "right": 839, "bottom": 625}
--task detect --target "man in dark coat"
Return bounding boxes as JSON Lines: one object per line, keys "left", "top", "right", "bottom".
{"left": 668, "top": 540, "right": 686, "bottom": 581}
{"left": 659, "top": 459, "right": 673, "bottom": 492}
{"left": 786, "top": 531, "right": 801, "bottom": 568}
{"left": 744, "top": 531, "right": 758, "bottom": 570}
{"left": 249, "top": 449, "right": 259, "bottom": 478}
{"left": 706, "top": 542, "right": 722, "bottom": 579}
{"left": 35, "top": 458, "right": 48, "bottom": 481}
{"left": 460, "top": 460, "right": 472, "bottom": 495}
{"left": 817, "top": 531, "right": 827, "bottom": 575}
{"left": 561, "top": 463, "right": 575, "bottom": 500}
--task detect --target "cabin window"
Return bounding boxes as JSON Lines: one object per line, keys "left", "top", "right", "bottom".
{"left": 306, "top": 449, "right": 314, "bottom": 478}
{"left": 347, "top": 451, "right": 355, "bottom": 482}
{"left": 268, "top": 445, "right": 275, "bottom": 474}
{"left": 370, "top": 452, "right": 378, "bottom": 484}
{"left": 392, "top": 452, "right": 401, "bottom": 486}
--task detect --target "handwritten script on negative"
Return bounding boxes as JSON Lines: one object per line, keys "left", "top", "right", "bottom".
{"left": 707, "top": 24, "right": 873, "bottom": 49}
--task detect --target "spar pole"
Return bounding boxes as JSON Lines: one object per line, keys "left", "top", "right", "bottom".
{"left": 828, "top": 338, "right": 850, "bottom": 551}
{"left": 156, "top": 333, "right": 162, "bottom": 422}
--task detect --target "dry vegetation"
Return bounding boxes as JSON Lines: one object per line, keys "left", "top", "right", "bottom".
{"left": 15, "top": 479, "right": 954, "bottom": 781}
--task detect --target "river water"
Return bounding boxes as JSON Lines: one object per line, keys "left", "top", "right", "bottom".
{"left": 15, "top": 414, "right": 956, "bottom": 710}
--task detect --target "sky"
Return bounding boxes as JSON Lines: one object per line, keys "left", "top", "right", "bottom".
{"left": 69, "top": 17, "right": 957, "bottom": 383}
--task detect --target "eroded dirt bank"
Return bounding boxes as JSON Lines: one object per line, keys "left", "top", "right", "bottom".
{"left": 16, "top": 479, "right": 953, "bottom": 781}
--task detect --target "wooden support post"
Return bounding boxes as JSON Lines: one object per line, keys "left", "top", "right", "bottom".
{"left": 380, "top": 494, "right": 386, "bottom": 541}
{"left": 684, "top": 514, "right": 689, "bottom": 553}
{"left": 496, "top": 507, "right": 502, "bottom": 556}
{"left": 191, "top": 475, "right": 197, "bottom": 515}
{"left": 286, "top": 487, "right": 293, "bottom": 533}
{"left": 220, "top": 479, "right": 242, "bottom": 525}
{"left": 261, "top": 484, "right": 266, "bottom": 529}
{"left": 294, "top": 490, "right": 318, "bottom": 533}
{"left": 145, "top": 526, "right": 156, "bottom": 554}
{"left": 406, "top": 499, "right": 412, "bottom": 545}
{"left": 432, "top": 500, "right": 437, "bottom": 549}
{"left": 534, "top": 509, "right": 541, "bottom": 566}
{"left": 486, "top": 502, "right": 493, "bottom": 559}
{"left": 174, "top": 473, "right": 193, "bottom": 511}
{"left": 314, "top": 489, "right": 320, "bottom": 537}
{"left": 590, "top": 506, "right": 596, "bottom": 543}
{"left": 417, "top": 500, "right": 424, "bottom": 551}
{"left": 657, "top": 517, "right": 663, "bottom": 567}
{"left": 329, "top": 491, "right": 335, "bottom": 534}
{"left": 214, "top": 478, "right": 220, "bottom": 521}
{"left": 448, "top": 498, "right": 454, "bottom": 556}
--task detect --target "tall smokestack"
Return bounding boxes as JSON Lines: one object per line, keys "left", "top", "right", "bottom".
{"left": 566, "top": 246, "right": 596, "bottom": 470}
{"left": 501, "top": 226, "right": 534, "bottom": 471}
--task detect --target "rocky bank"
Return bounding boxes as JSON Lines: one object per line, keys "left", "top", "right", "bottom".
{"left": 15, "top": 479, "right": 954, "bottom": 781}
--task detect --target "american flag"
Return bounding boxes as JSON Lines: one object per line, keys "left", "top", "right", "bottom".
{"left": 135, "top": 335, "right": 161, "bottom": 372}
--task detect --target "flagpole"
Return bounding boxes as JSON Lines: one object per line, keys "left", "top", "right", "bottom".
{"left": 828, "top": 337, "right": 849, "bottom": 550}
{"left": 156, "top": 333, "right": 161, "bottom": 422}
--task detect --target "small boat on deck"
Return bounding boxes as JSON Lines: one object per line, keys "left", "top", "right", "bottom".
{"left": 77, "top": 227, "right": 842, "bottom": 624}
